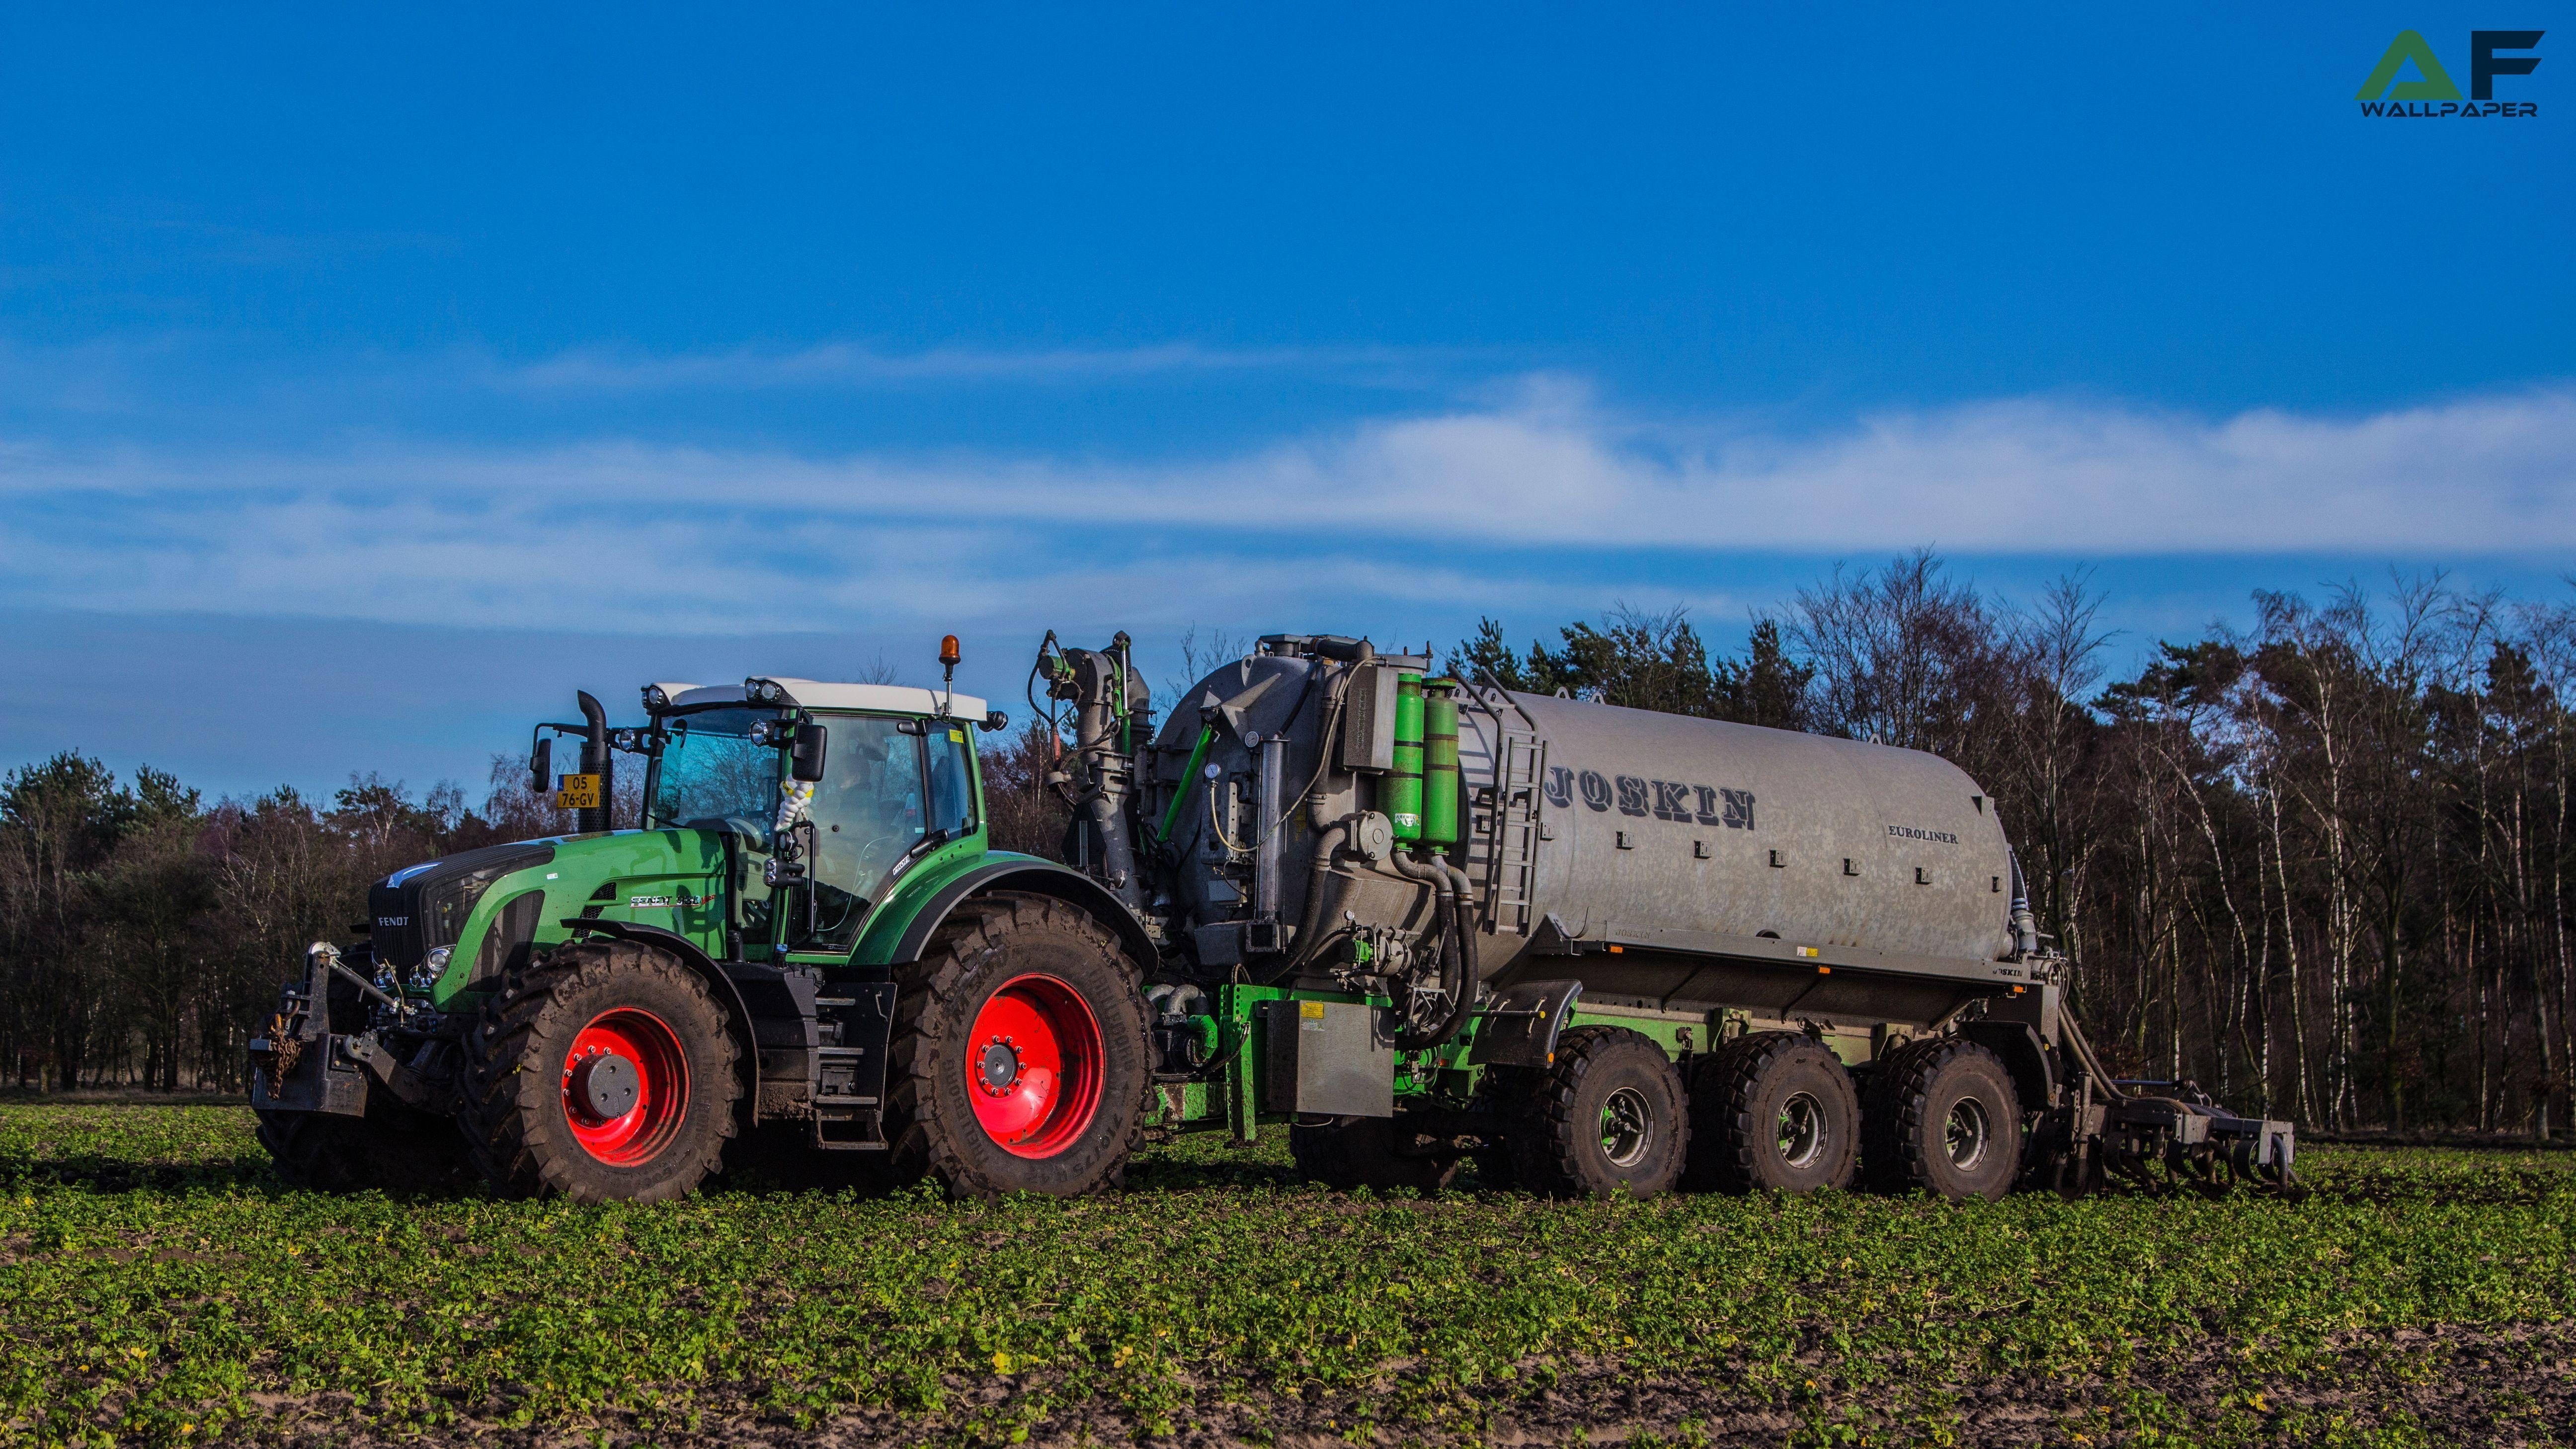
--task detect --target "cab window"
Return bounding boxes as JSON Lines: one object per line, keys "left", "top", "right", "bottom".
{"left": 789, "top": 716, "right": 925, "bottom": 949}
{"left": 926, "top": 724, "right": 975, "bottom": 838}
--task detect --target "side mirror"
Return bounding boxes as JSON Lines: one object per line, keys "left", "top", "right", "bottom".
{"left": 790, "top": 723, "right": 829, "bottom": 782}
{"left": 530, "top": 737, "right": 552, "bottom": 794}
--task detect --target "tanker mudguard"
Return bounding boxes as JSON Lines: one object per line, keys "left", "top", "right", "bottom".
{"left": 886, "top": 857, "right": 1158, "bottom": 970}
{"left": 1468, "top": 979, "right": 1584, "bottom": 1067}
{"left": 1956, "top": 1020, "right": 2055, "bottom": 1111}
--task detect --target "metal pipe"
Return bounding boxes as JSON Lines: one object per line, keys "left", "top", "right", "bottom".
{"left": 1061, "top": 645, "right": 1149, "bottom": 906}
{"left": 1288, "top": 819, "right": 1349, "bottom": 967}
{"left": 2009, "top": 847, "right": 2040, "bottom": 959}
{"left": 1254, "top": 733, "right": 1287, "bottom": 919}
{"left": 1281, "top": 665, "right": 1361, "bottom": 969}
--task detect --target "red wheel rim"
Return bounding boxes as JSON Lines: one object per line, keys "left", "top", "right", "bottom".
{"left": 561, "top": 1007, "right": 690, "bottom": 1166}
{"left": 965, "top": 973, "right": 1105, "bottom": 1159}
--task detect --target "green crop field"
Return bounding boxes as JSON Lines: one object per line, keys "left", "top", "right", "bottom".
{"left": 2, "top": 1102, "right": 2572, "bottom": 1448}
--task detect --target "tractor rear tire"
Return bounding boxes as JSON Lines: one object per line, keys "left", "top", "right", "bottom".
{"left": 884, "top": 892, "right": 1150, "bottom": 1199}
{"left": 1685, "top": 1031, "right": 1859, "bottom": 1194}
{"left": 460, "top": 940, "right": 741, "bottom": 1204}
{"left": 255, "top": 1101, "right": 476, "bottom": 1195}
{"left": 1290, "top": 1115, "right": 1460, "bottom": 1194}
{"left": 1862, "top": 1035, "right": 2022, "bottom": 1201}
{"left": 1506, "top": 1025, "right": 1689, "bottom": 1199}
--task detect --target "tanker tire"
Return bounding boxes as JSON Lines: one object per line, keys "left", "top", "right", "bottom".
{"left": 1289, "top": 1115, "right": 1460, "bottom": 1194}
{"left": 1861, "top": 1035, "right": 2021, "bottom": 1201}
{"left": 1685, "top": 1031, "right": 1859, "bottom": 1195}
{"left": 1506, "top": 1026, "right": 1689, "bottom": 1200}
{"left": 255, "top": 1102, "right": 476, "bottom": 1195}
{"left": 884, "top": 892, "right": 1150, "bottom": 1199}
{"left": 460, "top": 940, "right": 741, "bottom": 1205}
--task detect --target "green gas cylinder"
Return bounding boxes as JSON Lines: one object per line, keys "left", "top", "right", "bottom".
{"left": 1386, "top": 672, "right": 1425, "bottom": 841}
{"left": 1422, "top": 678, "right": 1461, "bottom": 846}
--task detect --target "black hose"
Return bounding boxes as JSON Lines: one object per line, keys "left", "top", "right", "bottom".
{"left": 1387, "top": 848, "right": 1477, "bottom": 1052}
{"left": 1390, "top": 883, "right": 1460, "bottom": 1052}
{"left": 1440, "top": 856, "right": 1482, "bottom": 995}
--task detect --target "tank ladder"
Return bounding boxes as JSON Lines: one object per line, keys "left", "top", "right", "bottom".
{"left": 1462, "top": 674, "right": 1546, "bottom": 936}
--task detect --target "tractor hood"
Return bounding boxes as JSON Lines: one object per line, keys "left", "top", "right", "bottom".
{"left": 369, "top": 841, "right": 558, "bottom": 974}
{"left": 368, "top": 829, "right": 737, "bottom": 1006}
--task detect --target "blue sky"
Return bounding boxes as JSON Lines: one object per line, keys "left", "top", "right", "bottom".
{"left": 1, "top": 5, "right": 2569, "bottom": 800}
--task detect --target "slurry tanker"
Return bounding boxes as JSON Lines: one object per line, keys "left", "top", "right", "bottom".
{"left": 250, "top": 631, "right": 2297, "bottom": 1203}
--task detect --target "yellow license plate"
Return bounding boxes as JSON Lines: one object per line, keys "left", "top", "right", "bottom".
{"left": 555, "top": 773, "right": 602, "bottom": 809}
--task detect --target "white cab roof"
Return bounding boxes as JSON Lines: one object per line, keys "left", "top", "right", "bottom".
{"left": 670, "top": 677, "right": 990, "bottom": 719}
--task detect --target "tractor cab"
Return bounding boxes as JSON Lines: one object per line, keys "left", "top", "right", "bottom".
{"left": 637, "top": 679, "right": 993, "bottom": 956}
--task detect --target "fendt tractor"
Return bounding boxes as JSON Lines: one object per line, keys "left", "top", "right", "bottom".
{"left": 250, "top": 631, "right": 2299, "bottom": 1204}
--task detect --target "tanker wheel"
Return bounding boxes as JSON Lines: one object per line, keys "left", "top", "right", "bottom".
{"left": 1861, "top": 1035, "right": 2022, "bottom": 1201}
{"left": 1506, "top": 1026, "right": 1689, "bottom": 1199}
{"left": 1685, "top": 1031, "right": 1859, "bottom": 1194}
{"left": 884, "top": 892, "right": 1150, "bottom": 1199}
{"left": 1290, "top": 1115, "right": 1460, "bottom": 1194}
{"left": 461, "top": 940, "right": 741, "bottom": 1204}
{"left": 255, "top": 1101, "right": 476, "bottom": 1195}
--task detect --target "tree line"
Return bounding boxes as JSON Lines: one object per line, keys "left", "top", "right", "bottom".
{"left": 9, "top": 553, "right": 2576, "bottom": 1134}
{"left": 0, "top": 759, "right": 582, "bottom": 1093}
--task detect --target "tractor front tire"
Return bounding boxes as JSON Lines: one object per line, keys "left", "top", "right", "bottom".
{"left": 1862, "top": 1036, "right": 2022, "bottom": 1201}
{"left": 461, "top": 940, "right": 741, "bottom": 1204}
{"left": 1686, "top": 1031, "right": 1860, "bottom": 1194}
{"left": 884, "top": 892, "right": 1150, "bottom": 1199}
{"left": 256, "top": 1101, "right": 476, "bottom": 1195}
{"left": 1506, "top": 1025, "right": 1690, "bottom": 1199}
{"left": 1290, "top": 1115, "right": 1461, "bottom": 1194}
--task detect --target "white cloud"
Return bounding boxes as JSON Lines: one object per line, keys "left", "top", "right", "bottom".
{"left": 1, "top": 381, "right": 2569, "bottom": 633}
{"left": 500, "top": 340, "right": 1468, "bottom": 392}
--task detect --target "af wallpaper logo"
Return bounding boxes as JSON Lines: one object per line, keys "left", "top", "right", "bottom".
{"left": 2357, "top": 28, "right": 2543, "bottom": 116}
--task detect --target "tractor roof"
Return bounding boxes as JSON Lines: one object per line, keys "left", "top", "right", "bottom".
{"left": 663, "top": 678, "right": 990, "bottom": 719}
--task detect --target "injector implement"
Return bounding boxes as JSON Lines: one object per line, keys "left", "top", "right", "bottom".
{"left": 251, "top": 630, "right": 2295, "bottom": 1204}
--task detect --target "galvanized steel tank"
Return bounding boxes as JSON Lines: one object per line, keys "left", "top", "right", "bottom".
{"left": 1469, "top": 690, "right": 2014, "bottom": 966}
{"left": 1149, "top": 640, "right": 2026, "bottom": 1028}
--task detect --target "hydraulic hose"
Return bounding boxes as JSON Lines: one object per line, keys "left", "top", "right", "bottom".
{"left": 1439, "top": 856, "right": 1482, "bottom": 993}
{"left": 1385, "top": 847, "right": 1475, "bottom": 1051}
{"left": 1418, "top": 854, "right": 1481, "bottom": 1047}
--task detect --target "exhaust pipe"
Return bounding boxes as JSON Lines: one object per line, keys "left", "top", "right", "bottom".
{"left": 576, "top": 690, "right": 612, "bottom": 833}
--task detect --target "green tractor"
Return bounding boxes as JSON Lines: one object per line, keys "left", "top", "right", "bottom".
{"left": 252, "top": 640, "right": 1156, "bottom": 1202}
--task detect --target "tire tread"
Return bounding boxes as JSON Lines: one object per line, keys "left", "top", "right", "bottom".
{"left": 1861, "top": 1034, "right": 2018, "bottom": 1199}
{"left": 884, "top": 892, "right": 1148, "bottom": 1199}
{"left": 458, "top": 940, "right": 739, "bottom": 1203}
